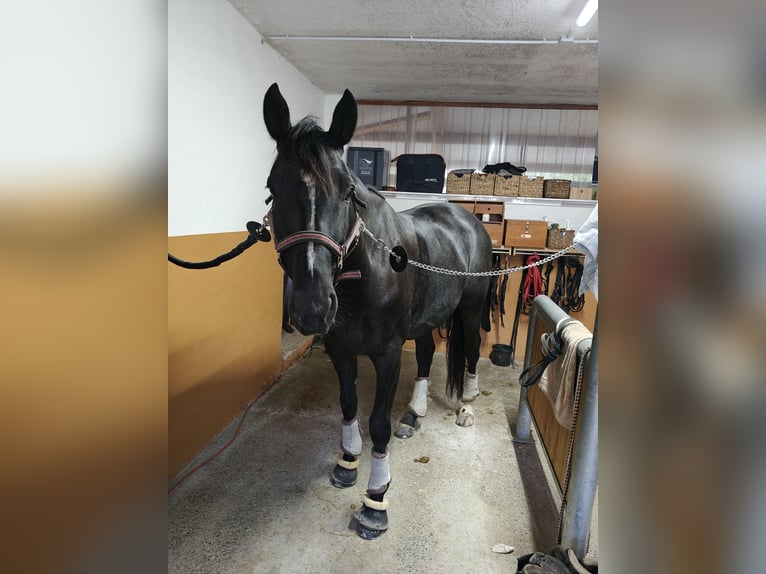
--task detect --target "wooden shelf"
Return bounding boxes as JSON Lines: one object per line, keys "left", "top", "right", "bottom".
{"left": 378, "top": 190, "right": 597, "bottom": 208}
{"left": 492, "top": 247, "right": 584, "bottom": 256}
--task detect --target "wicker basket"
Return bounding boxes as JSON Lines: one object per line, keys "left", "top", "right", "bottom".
{"left": 518, "top": 176, "right": 544, "bottom": 198}
{"left": 470, "top": 172, "right": 496, "bottom": 196}
{"left": 494, "top": 175, "right": 520, "bottom": 197}
{"left": 543, "top": 179, "right": 572, "bottom": 199}
{"left": 546, "top": 228, "right": 575, "bottom": 250}
{"left": 446, "top": 171, "right": 472, "bottom": 194}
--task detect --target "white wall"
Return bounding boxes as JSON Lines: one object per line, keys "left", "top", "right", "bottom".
{"left": 169, "top": 0, "right": 326, "bottom": 236}
{"left": 385, "top": 196, "right": 596, "bottom": 232}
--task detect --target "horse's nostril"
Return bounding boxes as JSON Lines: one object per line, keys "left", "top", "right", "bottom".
{"left": 325, "top": 292, "right": 338, "bottom": 324}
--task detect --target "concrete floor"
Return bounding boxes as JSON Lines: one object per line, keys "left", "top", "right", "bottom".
{"left": 168, "top": 340, "right": 597, "bottom": 573}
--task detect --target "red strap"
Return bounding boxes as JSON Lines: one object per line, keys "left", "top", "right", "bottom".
{"left": 274, "top": 231, "right": 343, "bottom": 258}
{"left": 522, "top": 254, "right": 542, "bottom": 308}
{"left": 335, "top": 270, "right": 362, "bottom": 283}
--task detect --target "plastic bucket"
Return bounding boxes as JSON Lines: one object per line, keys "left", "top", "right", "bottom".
{"left": 490, "top": 344, "right": 512, "bottom": 367}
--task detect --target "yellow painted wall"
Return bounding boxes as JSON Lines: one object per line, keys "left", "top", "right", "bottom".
{"left": 168, "top": 233, "right": 282, "bottom": 478}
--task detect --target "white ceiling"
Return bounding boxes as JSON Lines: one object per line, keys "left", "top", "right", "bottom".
{"left": 230, "top": 0, "right": 598, "bottom": 106}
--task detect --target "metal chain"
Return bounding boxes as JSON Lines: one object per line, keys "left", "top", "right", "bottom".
{"left": 556, "top": 349, "right": 589, "bottom": 544}
{"left": 362, "top": 226, "right": 576, "bottom": 276}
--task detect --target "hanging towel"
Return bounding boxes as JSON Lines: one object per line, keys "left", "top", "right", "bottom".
{"left": 573, "top": 204, "right": 598, "bottom": 300}
{"left": 539, "top": 320, "right": 592, "bottom": 428}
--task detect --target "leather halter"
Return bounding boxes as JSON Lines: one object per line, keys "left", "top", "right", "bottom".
{"left": 273, "top": 213, "right": 365, "bottom": 275}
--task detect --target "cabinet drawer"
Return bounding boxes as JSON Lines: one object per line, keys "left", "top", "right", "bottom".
{"left": 473, "top": 203, "right": 504, "bottom": 217}
{"left": 450, "top": 201, "right": 504, "bottom": 224}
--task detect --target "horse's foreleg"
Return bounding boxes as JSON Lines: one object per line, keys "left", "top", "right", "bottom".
{"left": 326, "top": 337, "right": 360, "bottom": 489}
{"left": 354, "top": 344, "right": 401, "bottom": 539}
{"left": 395, "top": 333, "right": 435, "bottom": 439}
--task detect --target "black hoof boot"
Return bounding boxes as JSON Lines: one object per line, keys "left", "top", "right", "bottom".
{"left": 331, "top": 454, "right": 358, "bottom": 488}
{"left": 354, "top": 486, "right": 389, "bottom": 540}
{"left": 353, "top": 505, "right": 388, "bottom": 540}
{"left": 331, "top": 465, "right": 357, "bottom": 488}
{"left": 394, "top": 411, "right": 419, "bottom": 439}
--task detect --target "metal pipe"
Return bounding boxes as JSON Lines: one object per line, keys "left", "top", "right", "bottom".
{"left": 267, "top": 35, "right": 598, "bottom": 45}
{"left": 514, "top": 295, "right": 569, "bottom": 442}
{"left": 560, "top": 308, "right": 599, "bottom": 559}
{"left": 513, "top": 302, "right": 538, "bottom": 443}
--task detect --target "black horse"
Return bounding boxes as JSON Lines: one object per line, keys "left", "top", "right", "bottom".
{"left": 263, "top": 84, "right": 492, "bottom": 539}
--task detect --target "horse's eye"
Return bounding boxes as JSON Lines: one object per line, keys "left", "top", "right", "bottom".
{"left": 345, "top": 184, "right": 356, "bottom": 201}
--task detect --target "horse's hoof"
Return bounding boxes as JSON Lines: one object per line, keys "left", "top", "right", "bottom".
{"left": 456, "top": 404, "right": 475, "bottom": 427}
{"left": 394, "top": 411, "right": 419, "bottom": 439}
{"left": 394, "top": 423, "right": 414, "bottom": 439}
{"left": 356, "top": 523, "right": 387, "bottom": 540}
{"left": 353, "top": 505, "right": 388, "bottom": 539}
{"left": 331, "top": 464, "right": 357, "bottom": 488}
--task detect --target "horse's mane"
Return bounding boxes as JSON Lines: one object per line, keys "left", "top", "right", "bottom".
{"left": 282, "top": 117, "right": 337, "bottom": 194}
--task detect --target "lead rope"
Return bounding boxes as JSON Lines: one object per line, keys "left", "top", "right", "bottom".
{"left": 168, "top": 221, "right": 271, "bottom": 269}
{"left": 555, "top": 350, "right": 589, "bottom": 546}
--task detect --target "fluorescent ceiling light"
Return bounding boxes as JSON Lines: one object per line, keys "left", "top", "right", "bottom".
{"left": 575, "top": 0, "right": 598, "bottom": 27}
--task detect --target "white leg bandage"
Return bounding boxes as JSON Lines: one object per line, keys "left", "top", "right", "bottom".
{"left": 368, "top": 452, "right": 390, "bottom": 491}
{"left": 462, "top": 371, "right": 480, "bottom": 402}
{"left": 408, "top": 377, "right": 430, "bottom": 417}
{"left": 342, "top": 418, "right": 362, "bottom": 456}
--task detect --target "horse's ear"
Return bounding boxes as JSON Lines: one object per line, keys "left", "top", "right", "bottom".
{"left": 327, "top": 89, "right": 357, "bottom": 148}
{"left": 263, "top": 83, "right": 291, "bottom": 143}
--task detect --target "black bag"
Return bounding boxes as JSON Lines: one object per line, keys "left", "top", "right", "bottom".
{"left": 395, "top": 154, "right": 446, "bottom": 193}
{"left": 482, "top": 162, "right": 527, "bottom": 176}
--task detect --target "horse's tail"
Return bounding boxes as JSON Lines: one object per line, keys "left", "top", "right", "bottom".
{"left": 445, "top": 310, "right": 466, "bottom": 399}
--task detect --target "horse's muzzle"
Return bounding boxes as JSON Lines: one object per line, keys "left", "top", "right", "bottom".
{"left": 289, "top": 287, "right": 337, "bottom": 335}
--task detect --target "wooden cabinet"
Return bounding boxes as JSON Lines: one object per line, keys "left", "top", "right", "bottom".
{"left": 450, "top": 201, "right": 505, "bottom": 247}
{"left": 503, "top": 220, "right": 549, "bottom": 249}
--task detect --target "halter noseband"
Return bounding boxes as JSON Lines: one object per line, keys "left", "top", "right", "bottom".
{"left": 273, "top": 214, "right": 365, "bottom": 274}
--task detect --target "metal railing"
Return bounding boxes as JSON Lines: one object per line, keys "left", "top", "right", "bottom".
{"left": 514, "top": 295, "right": 598, "bottom": 559}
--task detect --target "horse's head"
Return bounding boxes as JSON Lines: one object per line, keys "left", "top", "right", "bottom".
{"left": 263, "top": 83, "right": 359, "bottom": 335}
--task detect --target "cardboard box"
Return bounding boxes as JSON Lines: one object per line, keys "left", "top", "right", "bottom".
{"left": 569, "top": 187, "right": 593, "bottom": 200}
{"left": 503, "top": 220, "right": 549, "bottom": 249}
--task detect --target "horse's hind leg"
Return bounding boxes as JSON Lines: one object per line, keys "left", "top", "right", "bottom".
{"left": 456, "top": 289, "right": 485, "bottom": 427}
{"left": 354, "top": 343, "right": 401, "bottom": 539}
{"left": 395, "top": 333, "right": 435, "bottom": 439}
{"left": 325, "top": 336, "right": 361, "bottom": 489}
